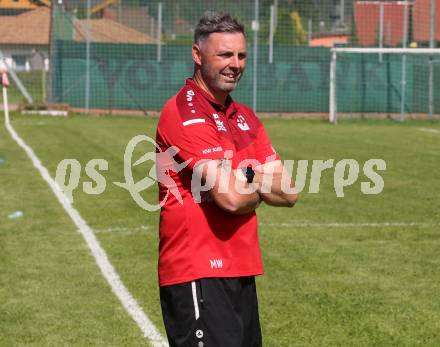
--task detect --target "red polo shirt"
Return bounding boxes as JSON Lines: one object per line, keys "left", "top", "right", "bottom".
{"left": 156, "top": 79, "right": 278, "bottom": 286}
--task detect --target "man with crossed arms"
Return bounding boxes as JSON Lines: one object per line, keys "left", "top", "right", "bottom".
{"left": 156, "top": 11, "right": 297, "bottom": 347}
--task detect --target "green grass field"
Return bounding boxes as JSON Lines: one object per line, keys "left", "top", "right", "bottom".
{"left": 7, "top": 72, "right": 46, "bottom": 105}
{"left": 1, "top": 113, "right": 440, "bottom": 346}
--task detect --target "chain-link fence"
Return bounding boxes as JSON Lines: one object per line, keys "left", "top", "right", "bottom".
{"left": 0, "top": 0, "right": 439, "bottom": 115}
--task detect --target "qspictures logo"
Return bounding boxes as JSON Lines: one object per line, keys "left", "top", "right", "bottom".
{"left": 55, "top": 135, "right": 386, "bottom": 212}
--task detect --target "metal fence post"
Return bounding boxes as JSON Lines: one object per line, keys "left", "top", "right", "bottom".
{"left": 400, "top": 1, "right": 409, "bottom": 122}
{"left": 269, "top": 5, "right": 274, "bottom": 64}
{"left": 308, "top": 18, "right": 312, "bottom": 46}
{"left": 47, "top": 0, "right": 57, "bottom": 104}
{"left": 85, "top": 0, "right": 91, "bottom": 112}
{"left": 329, "top": 50, "right": 337, "bottom": 124}
{"left": 157, "top": 2, "right": 163, "bottom": 63}
{"left": 252, "top": 0, "right": 259, "bottom": 112}
{"left": 379, "top": 3, "right": 384, "bottom": 63}
{"left": 340, "top": 0, "right": 345, "bottom": 26}
{"left": 428, "top": 0, "right": 436, "bottom": 119}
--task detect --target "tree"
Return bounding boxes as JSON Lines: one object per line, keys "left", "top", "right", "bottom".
{"left": 274, "top": 9, "right": 307, "bottom": 46}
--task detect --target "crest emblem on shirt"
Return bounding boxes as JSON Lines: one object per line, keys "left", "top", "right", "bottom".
{"left": 237, "top": 115, "right": 250, "bottom": 131}
{"left": 212, "top": 113, "right": 227, "bottom": 132}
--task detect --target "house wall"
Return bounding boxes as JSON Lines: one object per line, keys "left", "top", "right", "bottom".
{"left": 354, "top": 1, "right": 411, "bottom": 47}
{"left": 0, "top": 45, "right": 49, "bottom": 71}
{"left": 413, "top": 0, "right": 440, "bottom": 42}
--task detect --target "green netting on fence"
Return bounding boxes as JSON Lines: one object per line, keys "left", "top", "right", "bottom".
{"left": 52, "top": 40, "right": 440, "bottom": 114}
{"left": 2, "top": 0, "right": 438, "bottom": 116}
{"left": 336, "top": 53, "right": 440, "bottom": 114}
{"left": 47, "top": 0, "right": 350, "bottom": 113}
{"left": 52, "top": 40, "right": 331, "bottom": 112}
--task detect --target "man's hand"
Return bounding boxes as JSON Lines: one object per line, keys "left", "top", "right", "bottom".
{"left": 193, "top": 159, "right": 296, "bottom": 213}
{"left": 253, "top": 160, "right": 297, "bottom": 207}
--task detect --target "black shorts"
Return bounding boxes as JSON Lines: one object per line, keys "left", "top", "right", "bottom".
{"left": 160, "top": 276, "right": 262, "bottom": 347}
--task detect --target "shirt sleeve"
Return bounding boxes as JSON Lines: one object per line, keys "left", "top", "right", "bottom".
{"left": 176, "top": 116, "right": 225, "bottom": 169}
{"left": 254, "top": 123, "right": 280, "bottom": 164}
{"left": 158, "top": 94, "right": 225, "bottom": 170}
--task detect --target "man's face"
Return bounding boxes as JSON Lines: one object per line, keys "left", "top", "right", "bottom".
{"left": 194, "top": 32, "right": 247, "bottom": 96}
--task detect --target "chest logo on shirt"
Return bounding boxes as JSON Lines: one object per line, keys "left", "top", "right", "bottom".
{"left": 212, "top": 113, "right": 227, "bottom": 132}
{"left": 237, "top": 114, "right": 250, "bottom": 131}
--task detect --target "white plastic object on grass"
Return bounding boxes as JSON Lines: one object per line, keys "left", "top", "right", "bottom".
{"left": 8, "top": 211, "right": 23, "bottom": 219}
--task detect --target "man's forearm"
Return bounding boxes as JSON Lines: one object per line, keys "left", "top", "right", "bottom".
{"left": 197, "top": 161, "right": 261, "bottom": 214}
{"left": 259, "top": 190, "right": 295, "bottom": 207}
{"left": 212, "top": 167, "right": 262, "bottom": 214}
{"left": 254, "top": 161, "right": 297, "bottom": 207}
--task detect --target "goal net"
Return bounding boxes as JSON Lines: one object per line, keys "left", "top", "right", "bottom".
{"left": 329, "top": 48, "right": 440, "bottom": 123}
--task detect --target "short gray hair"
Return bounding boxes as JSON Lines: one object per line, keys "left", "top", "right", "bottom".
{"left": 194, "top": 11, "right": 245, "bottom": 44}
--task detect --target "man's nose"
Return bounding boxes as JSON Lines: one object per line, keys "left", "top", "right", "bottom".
{"left": 229, "top": 55, "right": 240, "bottom": 69}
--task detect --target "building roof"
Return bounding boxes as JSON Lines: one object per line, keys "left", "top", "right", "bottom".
{"left": 0, "top": 7, "right": 157, "bottom": 46}
{"left": 0, "top": 7, "right": 50, "bottom": 45}
{"left": 310, "top": 35, "right": 348, "bottom": 48}
{"left": 104, "top": 6, "right": 155, "bottom": 37}
{"left": 0, "top": 0, "right": 40, "bottom": 10}
{"left": 75, "top": 18, "right": 157, "bottom": 44}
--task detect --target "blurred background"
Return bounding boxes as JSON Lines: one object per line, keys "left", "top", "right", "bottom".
{"left": 0, "top": 0, "right": 439, "bottom": 118}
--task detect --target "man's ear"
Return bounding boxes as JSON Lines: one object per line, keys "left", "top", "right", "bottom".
{"left": 192, "top": 43, "right": 202, "bottom": 65}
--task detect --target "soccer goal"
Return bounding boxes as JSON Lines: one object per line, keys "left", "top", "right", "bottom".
{"left": 329, "top": 47, "right": 440, "bottom": 123}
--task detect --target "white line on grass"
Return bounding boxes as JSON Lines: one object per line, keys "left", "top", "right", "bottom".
{"left": 419, "top": 128, "right": 440, "bottom": 134}
{"left": 260, "top": 222, "right": 437, "bottom": 228}
{"left": 95, "top": 225, "right": 153, "bottom": 234}
{"left": 97, "top": 222, "right": 437, "bottom": 233}
{"left": 3, "top": 112, "right": 168, "bottom": 347}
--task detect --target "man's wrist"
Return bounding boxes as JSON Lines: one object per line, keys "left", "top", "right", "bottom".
{"left": 244, "top": 165, "right": 255, "bottom": 183}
